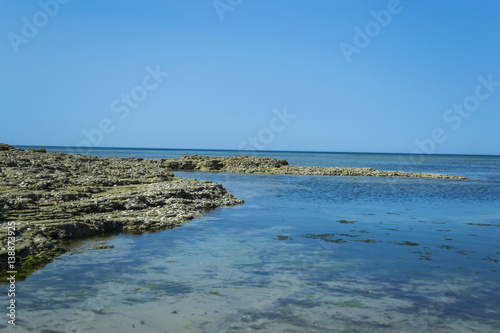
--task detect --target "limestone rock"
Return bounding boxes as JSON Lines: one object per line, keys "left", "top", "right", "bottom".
{"left": 160, "top": 154, "right": 468, "bottom": 179}
{"left": 0, "top": 145, "right": 243, "bottom": 269}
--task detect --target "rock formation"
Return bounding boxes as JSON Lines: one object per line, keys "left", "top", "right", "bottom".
{"left": 0, "top": 144, "right": 468, "bottom": 270}
{"left": 0, "top": 144, "right": 243, "bottom": 270}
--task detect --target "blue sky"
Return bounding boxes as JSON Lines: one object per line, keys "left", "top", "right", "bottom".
{"left": 1, "top": 0, "right": 499, "bottom": 155}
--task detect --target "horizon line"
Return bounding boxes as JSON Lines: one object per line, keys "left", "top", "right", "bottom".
{"left": 10, "top": 143, "right": 500, "bottom": 158}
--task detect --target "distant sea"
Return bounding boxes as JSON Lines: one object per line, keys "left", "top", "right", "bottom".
{"left": 6, "top": 146, "right": 500, "bottom": 332}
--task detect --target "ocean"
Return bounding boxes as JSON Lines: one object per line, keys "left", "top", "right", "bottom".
{"left": 4, "top": 147, "right": 500, "bottom": 332}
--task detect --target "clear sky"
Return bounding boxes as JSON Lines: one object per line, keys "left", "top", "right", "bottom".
{"left": 1, "top": 0, "right": 499, "bottom": 155}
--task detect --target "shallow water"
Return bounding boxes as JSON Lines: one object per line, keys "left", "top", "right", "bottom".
{"left": 4, "top": 149, "right": 500, "bottom": 332}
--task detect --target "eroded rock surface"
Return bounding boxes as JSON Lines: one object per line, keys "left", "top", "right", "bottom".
{"left": 162, "top": 154, "right": 469, "bottom": 179}
{"left": 0, "top": 144, "right": 243, "bottom": 269}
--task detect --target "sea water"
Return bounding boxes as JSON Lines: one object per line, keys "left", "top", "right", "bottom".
{"left": 3, "top": 148, "right": 500, "bottom": 332}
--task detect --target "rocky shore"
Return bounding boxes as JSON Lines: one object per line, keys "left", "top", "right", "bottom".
{"left": 160, "top": 154, "right": 469, "bottom": 179}
{"left": 0, "top": 144, "right": 243, "bottom": 271}
{"left": 0, "top": 144, "right": 467, "bottom": 271}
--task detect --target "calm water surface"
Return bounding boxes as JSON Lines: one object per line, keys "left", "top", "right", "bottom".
{"left": 4, "top": 147, "right": 500, "bottom": 332}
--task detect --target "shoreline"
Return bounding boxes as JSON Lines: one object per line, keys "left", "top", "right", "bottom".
{"left": 0, "top": 144, "right": 244, "bottom": 272}
{"left": 160, "top": 154, "right": 469, "bottom": 179}
{"left": 0, "top": 144, "right": 468, "bottom": 272}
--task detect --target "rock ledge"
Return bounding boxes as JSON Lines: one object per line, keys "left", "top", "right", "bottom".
{"left": 162, "top": 154, "right": 469, "bottom": 179}
{"left": 0, "top": 145, "right": 243, "bottom": 270}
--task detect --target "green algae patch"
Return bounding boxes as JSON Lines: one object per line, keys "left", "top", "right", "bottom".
{"left": 22, "top": 254, "right": 48, "bottom": 269}
{"left": 0, "top": 254, "right": 51, "bottom": 282}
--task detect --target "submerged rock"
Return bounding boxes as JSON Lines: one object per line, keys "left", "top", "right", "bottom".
{"left": 92, "top": 244, "right": 114, "bottom": 250}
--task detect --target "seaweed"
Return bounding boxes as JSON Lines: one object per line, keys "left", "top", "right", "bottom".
{"left": 302, "top": 233, "right": 346, "bottom": 243}
{"left": 438, "top": 245, "right": 457, "bottom": 250}
{"left": 273, "top": 235, "right": 293, "bottom": 241}
{"left": 396, "top": 241, "right": 419, "bottom": 246}
{"left": 336, "top": 219, "right": 356, "bottom": 224}
{"left": 466, "top": 222, "right": 500, "bottom": 227}
{"left": 481, "top": 257, "right": 499, "bottom": 263}
{"left": 355, "top": 239, "right": 379, "bottom": 243}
